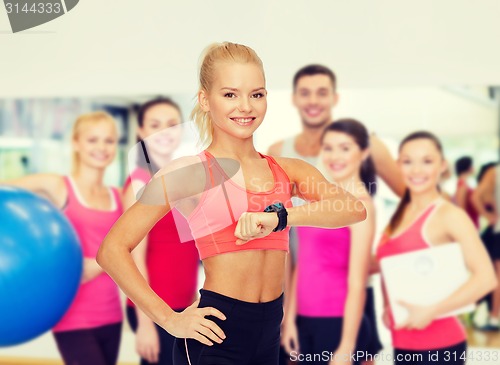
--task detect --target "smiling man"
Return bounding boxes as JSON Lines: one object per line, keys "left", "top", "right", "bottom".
{"left": 269, "top": 64, "right": 404, "bottom": 196}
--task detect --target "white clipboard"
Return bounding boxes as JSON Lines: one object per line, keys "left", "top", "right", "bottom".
{"left": 380, "top": 243, "right": 475, "bottom": 326}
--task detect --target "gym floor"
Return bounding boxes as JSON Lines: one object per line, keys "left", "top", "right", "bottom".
{"left": 467, "top": 326, "right": 500, "bottom": 348}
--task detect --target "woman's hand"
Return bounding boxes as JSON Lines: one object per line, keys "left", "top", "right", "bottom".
{"left": 396, "top": 301, "right": 436, "bottom": 330}
{"left": 234, "top": 212, "right": 278, "bottom": 245}
{"left": 81, "top": 258, "right": 103, "bottom": 284}
{"left": 136, "top": 319, "right": 160, "bottom": 363}
{"left": 486, "top": 212, "right": 498, "bottom": 226}
{"left": 382, "top": 307, "right": 392, "bottom": 329}
{"left": 329, "top": 346, "right": 353, "bottom": 365}
{"left": 281, "top": 320, "right": 299, "bottom": 354}
{"left": 164, "top": 299, "right": 227, "bottom": 346}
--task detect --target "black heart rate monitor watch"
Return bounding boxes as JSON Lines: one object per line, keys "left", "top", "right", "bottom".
{"left": 264, "top": 202, "right": 288, "bottom": 232}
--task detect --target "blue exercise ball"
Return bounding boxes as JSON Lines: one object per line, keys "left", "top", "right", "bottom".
{"left": 0, "top": 186, "right": 82, "bottom": 346}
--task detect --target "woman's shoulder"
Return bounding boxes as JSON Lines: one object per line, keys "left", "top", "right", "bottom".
{"left": 155, "top": 155, "right": 204, "bottom": 177}
{"left": 271, "top": 156, "right": 316, "bottom": 172}
{"left": 32, "top": 173, "right": 67, "bottom": 193}
{"left": 433, "top": 199, "right": 469, "bottom": 225}
{"left": 35, "top": 173, "right": 67, "bottom": 207}
{"left": 357, "top": 193, "right": 374, "bottom": 210}
{"left": 270, "top": 156, "right": 319, "bottom": 184}
{"left": 142, "top": 155, "right": 207, "bottom": 205}
{"left": 38, "top": 172, "right": 66, "bottom": 185}
{"left": 351, "top": 193, "right": 375, "bottom": 227}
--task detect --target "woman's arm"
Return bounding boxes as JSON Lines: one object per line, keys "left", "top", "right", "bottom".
{"left": 2, "top": 174, "right": 66, "bottom": 208}
{"left": 281, "top": 158, "right": 367, "bottom": 228}
{"left": 369, "top": 135, "right": 406, "bottom": 198}
{"left": 4, "top": 174, "right": 102, "bottom": 285}
{"left": 399, "top": 205, "right": 497, "bottom": 330}
{"left": 5, "top": 174, "right": 109, "bottom": 285}
{"left": 381, "top": 284, "right": 392, "bottom": 329}
{"left": 97, "top": 201, "right": 173, "bottom": 321}
{"left": 98, "top": 161, "right": 227, "bottom": 345}
{"left": 432, "top": 206, "right": 497, "bottom": 315}
{"left": 122, "top": 182, "right": 152, "bottom": 310}
{"left": 337, "top": 198, "right": 375, "bottom": 354}
{"left": 282, "top": 264, "right": 300, "bottom": 354}
{"left": 234, "top": 158, "right": 366, "bottom": 244}
{"left": 285, "top": 264, "right": 299, "bottom": 327}
{"left": 455, "top": 184, "right": 468, "bottom": 211}
{"left": 471, "top": 168, "right": 497, "bottom": 225}
{"left": 123, "top": 181, "right": 162, "bottom": 363}
{"left": 368, "top": 255, "right": 380, "bottom": 275}
{"left": 81, "top": 259, "right": 106, "bottom": 284}
{"left": 98, "top": 199, "right": 226, "bottom": 345}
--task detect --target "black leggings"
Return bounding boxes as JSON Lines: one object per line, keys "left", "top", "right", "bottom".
{"left": 295, "top": 315, "right": 372, "bottom": 365}
{"left": 53, "top": 322, "right": 122, "bottom": 365}
{"left": 173, "top": 289, "right": 284, "bottom": 365}
{"left": 394, "top": 341, "right": 467, "bottom": 365}
{"left": 363, "top": 287, "right": 383, "bottom": 356}
{"left": 127, "top": 305, "right": 185, "bottom": 365}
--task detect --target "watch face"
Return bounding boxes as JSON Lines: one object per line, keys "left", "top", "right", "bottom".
{"left": 264, "top": 202, "right": 283, "bottom": 212}
{"left": 274, "top": 202, "right": 284, "bottom": 210}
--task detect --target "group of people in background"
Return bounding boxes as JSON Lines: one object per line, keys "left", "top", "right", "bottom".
{"left": 2, "top": 42, "right": 499, "bottom": 365}
{"left": 447, "top": 154, "right": 500, "bottom": 332}
{"left": 5, "top": 101, "right": 201, "bottom": 365}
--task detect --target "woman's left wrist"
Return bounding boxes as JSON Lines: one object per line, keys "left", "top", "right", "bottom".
{"left": 263, "top": 202, "right": 287, "bottom": 231}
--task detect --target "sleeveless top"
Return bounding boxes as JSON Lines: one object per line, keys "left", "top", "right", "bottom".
{"left": 53, "top": 177, "right": 123, "bottom": 332}
{"left": 376, "top": 200, "right": 466, "bottom": 350}
{"left": 187, "top": 150, "right": 292, "bottom": 260}
{"left": 281, "top": 136, "right": 318, "bottom": 166}
{"left": 297, "top": 226, "right": 351, "bottom": 317}
{"left": 124, "top": 168, "right": 199, "bottom": 310}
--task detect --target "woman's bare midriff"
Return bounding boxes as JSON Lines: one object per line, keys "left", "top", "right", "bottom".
{"left": 202, "top": 250, "right": 286, "bottom": 303}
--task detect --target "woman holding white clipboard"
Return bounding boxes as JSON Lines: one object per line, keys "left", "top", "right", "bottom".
{"left": 376, "top": 131, "right": 496, "bottom": 365}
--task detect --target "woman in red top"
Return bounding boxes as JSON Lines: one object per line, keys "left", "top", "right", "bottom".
{"left": 98, "top": 42, "right": 366, "bottom": 365}
{"left": 123, "top": 98, "right": 199, "bottom": 365}
{"left": 376, "top": 131, "right": 496, "bottom": 365}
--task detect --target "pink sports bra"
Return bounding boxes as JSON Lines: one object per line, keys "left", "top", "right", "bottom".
{"left": 187, "top": 150, "right": 293, "bottom": 260}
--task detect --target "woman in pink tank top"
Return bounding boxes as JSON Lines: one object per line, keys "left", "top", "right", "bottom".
{"left": 282, "top": 119, "right": 377, "bottom": 365}
{"left": 123, "top": 97, "right": 199, "bottom": 365}
{"left": 376, "top": 131, "right": 496, "bottom": 365}
{"left": 5, "top": 112, "right": 124, "bottom": 365}
{"left": 98, "top": 42, "right": 367, "bottom": 365}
